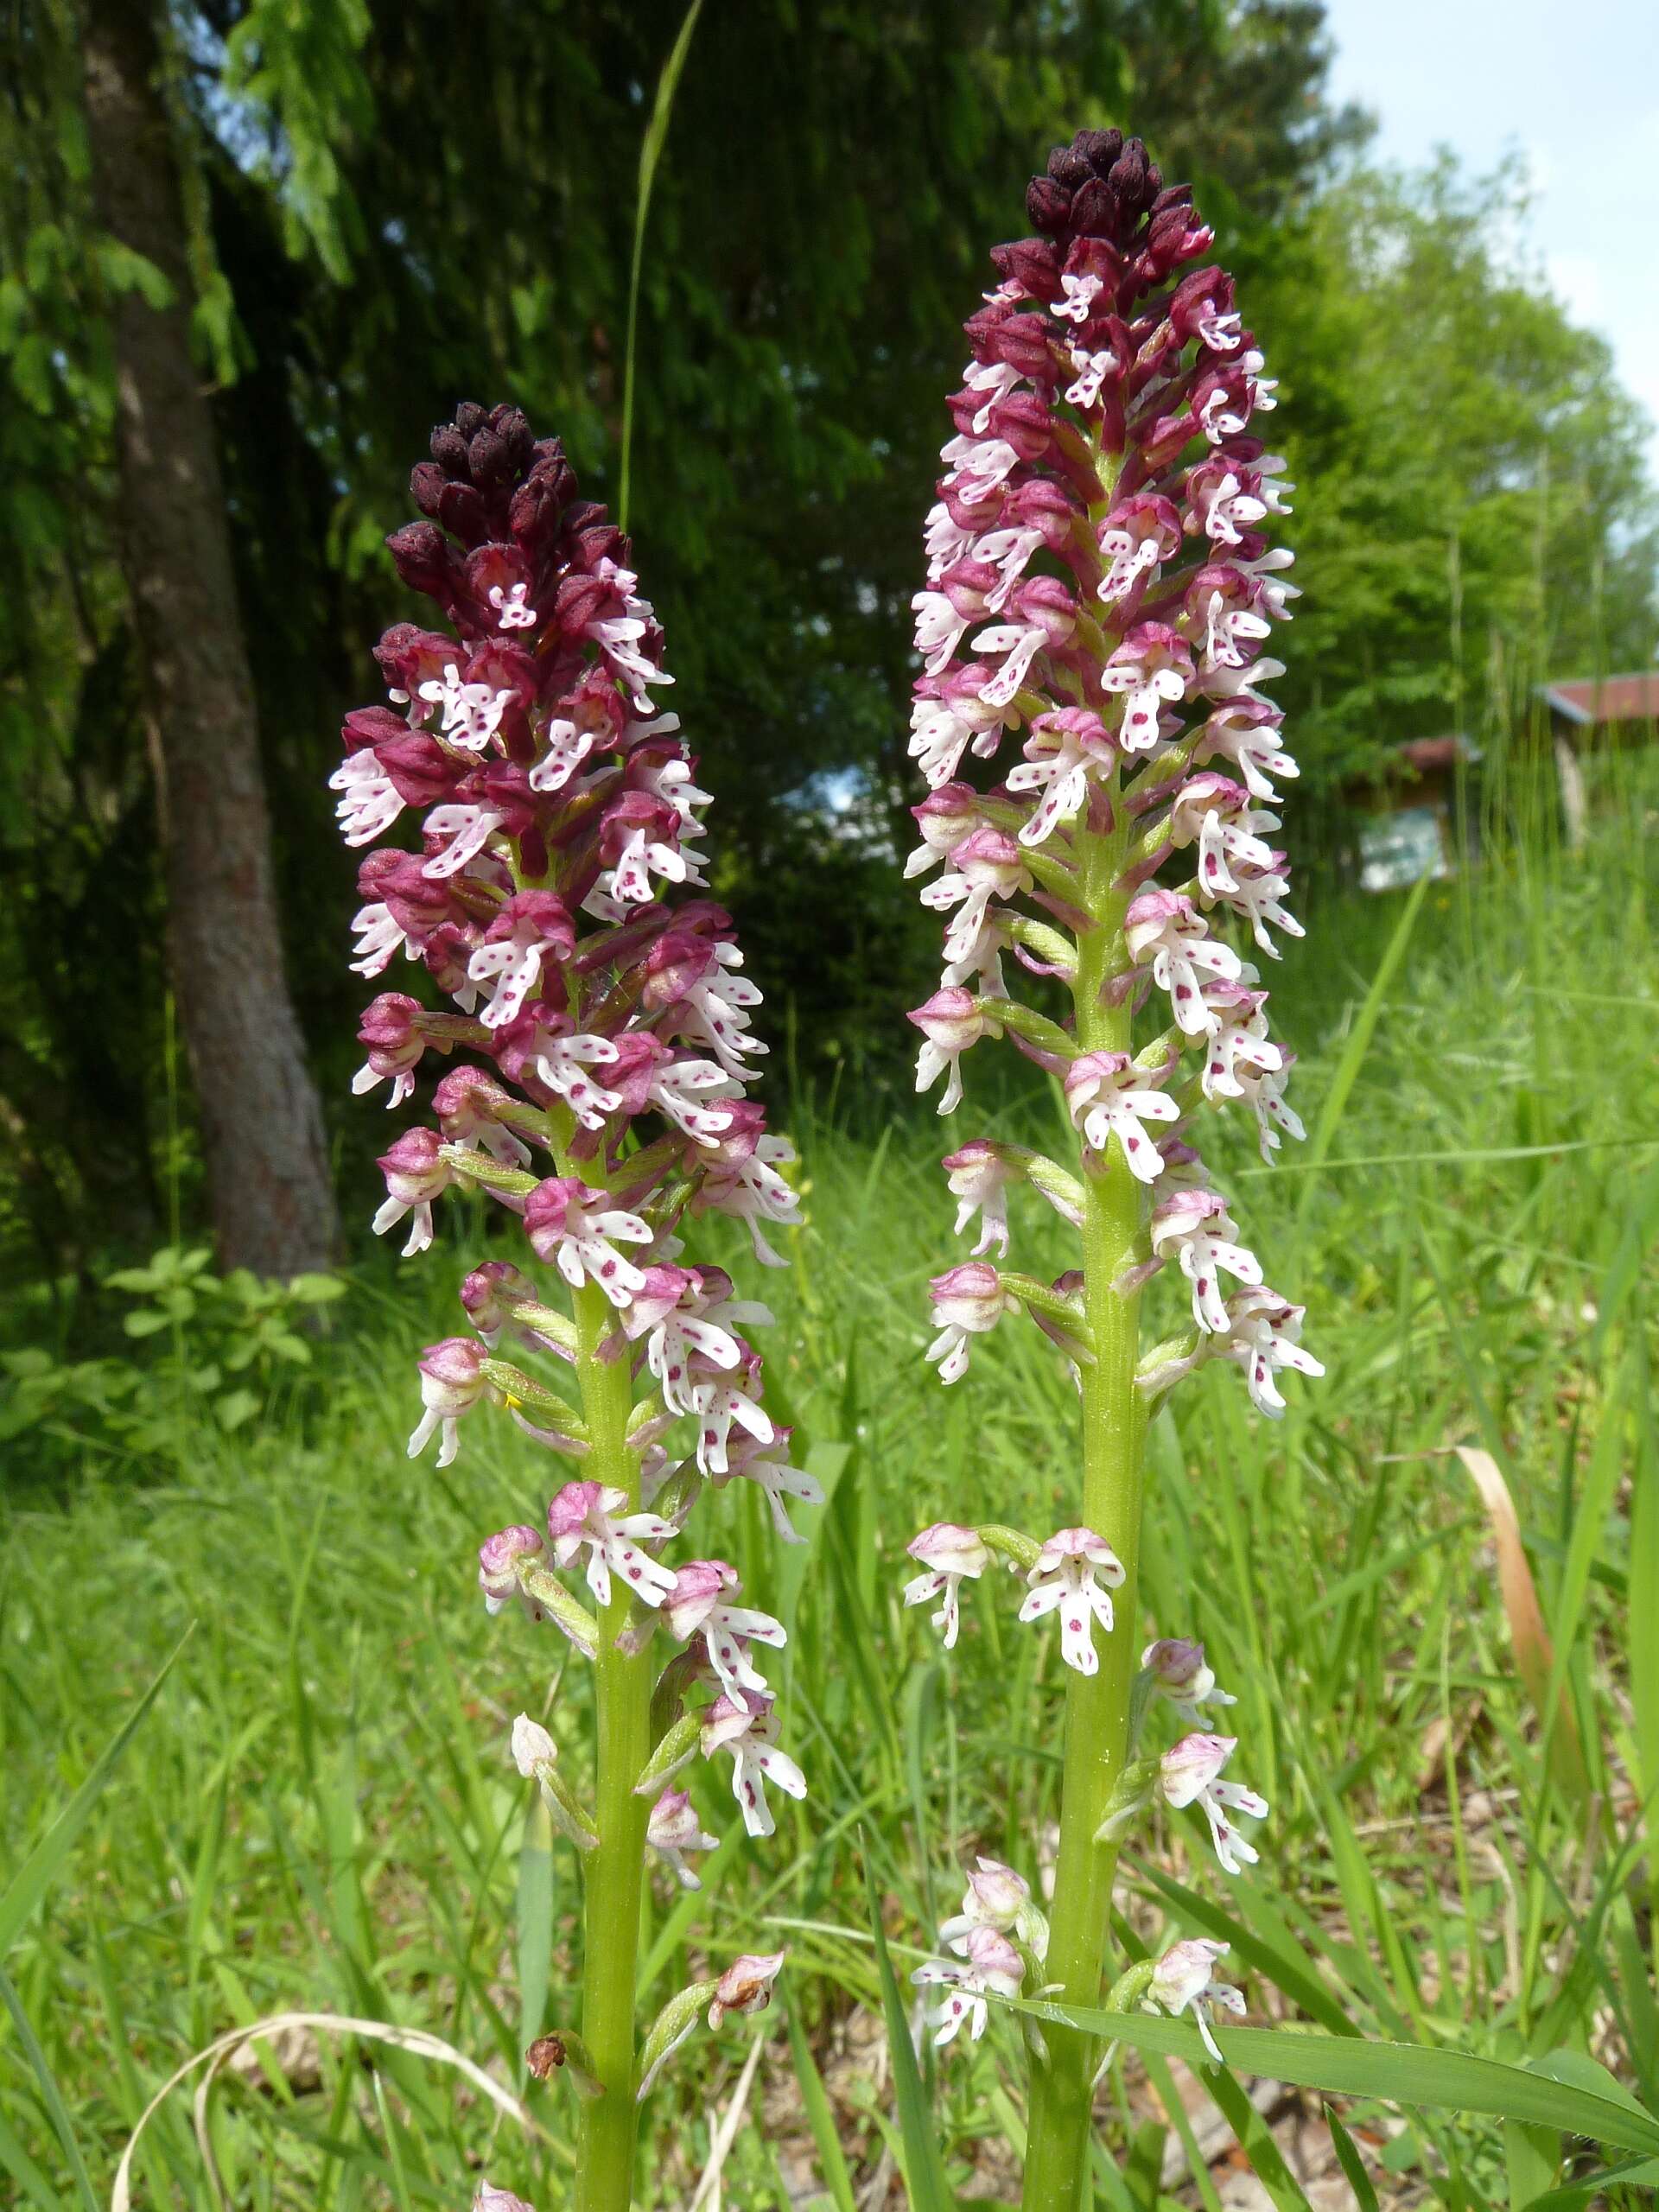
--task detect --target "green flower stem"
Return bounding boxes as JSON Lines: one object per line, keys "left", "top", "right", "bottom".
{"left": 570, "top": 1262, "right": 654, "bottom": 2212}
{"left": 1022, "top": 816, "right": 1150, "bottom": 2212}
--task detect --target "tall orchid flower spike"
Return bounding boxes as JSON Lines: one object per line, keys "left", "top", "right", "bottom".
{"left": 894, "top": 130, "right": 1319, "bottom": 2206}
{"left": 338, "top": 404, "right": 807, "bottom": 2212}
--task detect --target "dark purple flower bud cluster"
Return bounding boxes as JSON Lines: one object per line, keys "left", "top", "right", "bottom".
{"left": 335, "top": 405, "right": 800, "bottom": 1287}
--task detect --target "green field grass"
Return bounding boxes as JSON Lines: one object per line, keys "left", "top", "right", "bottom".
{"left": 3, "top": 771, "right": 1657, "bottom": 2210}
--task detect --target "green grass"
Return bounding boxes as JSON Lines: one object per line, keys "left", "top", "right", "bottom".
{"left": 3, "top": 771, "right": 1658, "bottom": 2209}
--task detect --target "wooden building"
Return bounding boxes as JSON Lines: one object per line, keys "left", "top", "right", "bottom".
{"left": 1537, "top": 671, "right": 1659, "bottom": 848}
{"left": 1340, "top": 734, "right": 1480, "bottom": 892}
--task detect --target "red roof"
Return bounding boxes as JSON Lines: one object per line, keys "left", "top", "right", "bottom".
{"left": 1541, "top": 671, "right": 1659, "bottom": 725}
{"left": 1395, "top": 735, "right": 1474, "bottom": 774}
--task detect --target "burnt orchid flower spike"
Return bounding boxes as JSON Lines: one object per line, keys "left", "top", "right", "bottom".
{"left": 895, "top": 132, "right": 1319, "bottom": 2209}
{"left": 337, "top": 404, "right": 817, "bottom": 2211}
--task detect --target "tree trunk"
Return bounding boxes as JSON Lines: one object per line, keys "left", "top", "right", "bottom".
{"left": 82, "top": 0, "right": 339, "bottom": 1277}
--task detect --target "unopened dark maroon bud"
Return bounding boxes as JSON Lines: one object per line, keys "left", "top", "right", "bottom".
{"left": 990, "top": 238, "right": 1063, "bottom": 299}
{"left": 410, "top": 461, "right": 447, "bottom": 516}
{"left": 508, "top": 484, "right": 556, "bottom": 556}
{"left": 342, "top": 703, "right": 411, "bottom": 752}
{"left": 1047, "top": 144, "right": 1092, "bottom": 189}
{"left": 467, "top": 427, "right": 512, "bottom": 487}
{"left": 535, "top": 454, "right": 579, "bottom": 505}
{"left": 493, "top": 405, "right": 535, "bottom": 468}
{"left": 553, "top": 572, "right": 613, "bottom": 635}
{"left": 1074, "top": 126, "right": 1122, "bottom": 175}
{"left": 1108, "top": 142, "right": 1149, "bottom": 207}
{"left": 385, "top": 520, "right": 454, "bottom": 599}
{"left": 429, "top": 424, "right": 471, "bottom": 477}
{"left": 436, "top": 479, "right": 489, "bottom": 546}
{"left": 964, "top": 305, "right": 1057, "bottom": 380}
{"left": 1070, "top": 178, "right": 1120, "bottom": 238}
{"left": 1152, "top": 182, "right": 1193, "bottom": 213}
{"left": 1026, "top": 176, "right": 1072, "bottom": 233}
{"left": 573, "top": 522, "right": 627, "bottom": 571}
{"left": 454, "top": 399, "right": 487, "bottom": 437}
{"left": 378, "top": 729, "right": 461, "bottom": 808}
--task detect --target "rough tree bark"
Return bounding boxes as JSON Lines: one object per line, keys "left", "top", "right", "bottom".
{"left": 82, "top": 0, "right": 339, "bottom": 1277}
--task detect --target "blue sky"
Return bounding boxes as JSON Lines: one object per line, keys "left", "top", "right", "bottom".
{"left": 1320, "top": 0, "right": 1659, "bottom": 480}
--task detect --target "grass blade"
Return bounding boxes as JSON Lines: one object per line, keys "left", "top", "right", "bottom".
{"left": 1003, "top": 2000, "right": 1659, "bottom": 2158}
{"left": 617, "top": 0, "right": 704, "bottom": 530}
{"left": 0, "top": 1626, "right": 193, "bottom": 1957}
{"left": 861, "top": 1843, "right": 954, "bottom": 2212}
{"left": 1522, "top": 2155, "right": 1659, "bottom": 2210}
{"left": 1633, "top": 1340, "right": 1659, "bottom": 1979}
{"left": 1294, "top": 872, "right": 1427, "bottom": 1223}
{"left": 515, "top": 1793, "right": 554, "bottom": 2072}
{"left": 1324, "top": 2104, "right": 1380, "bottom": 2212}
{"left": 785, "top": 1997, "right": 859, "bottom": 2212}
{"left": 0, "top": 1965, "right": 100, "bottom": 2212}
{"left": 1205, "top": 2063, "right": 1313, "bottom": 2212}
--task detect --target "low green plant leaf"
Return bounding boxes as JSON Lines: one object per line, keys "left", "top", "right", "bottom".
{"left": 0, "top": 1967, "right": 100, "bottom": 2212}
{"left": 1002, "top": 2000, "right": 1659, "bottom": 2158}
{"left": 785, "top": 1997, "right": 859, "bottom": 2212}
{"left": 1324, "top": 2105, "right": 1380, "bottom": 2212}
{"left": 1521, "top": 2154, "right": 1659, "bottom": 2210}
{"left": 0, "top": 1629, "right": 193, "bottom": 1956}
{"left": 862, "top": 1844, "right": 954, "bottom": 2212}
{"left": 1205, "top": 2062, "right": 1313, "bottom": 2212}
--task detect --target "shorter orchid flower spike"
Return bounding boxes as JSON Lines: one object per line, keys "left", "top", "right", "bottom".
{"left": 1160, "top": 1733, "right": 1269, "bottom": 1874}
{"left": 912, "top": 1924, "right": 1025, "bottom": 2046}
{"left": 647, "top": 1789, "right": 719, "bottom": 1890}
{"left": 407, "top": 1337, "right": 491, "bottom": 1466}
{"left": 1142, "top": 1637, "right": 1237, "bottom": 1726}
{"left": 939, "top": 1855, "right": 1049, "bottom": 1957}
{"left": 1147, "top": 1938, "right": 1245, "bottom": 2064}
{"left": 925, "top": 1262, "right": 1015, "bottom": 1384}
{"left": 701, "top": 1688, "right": 808, "bottom": 1837}
{"left": 707, "top": 1950, "right": 785, "bottom": 2029}
{"left": 904, "top": 1522, "right": 992, "bottom": 1649}
{"left": 1020, "top": 1527, "right": 1126, "bottom": 1675}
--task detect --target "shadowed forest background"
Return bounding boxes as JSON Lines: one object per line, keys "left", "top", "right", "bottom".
{"left": 3, "top": 0, "right": 1656, "bottom": 1294}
